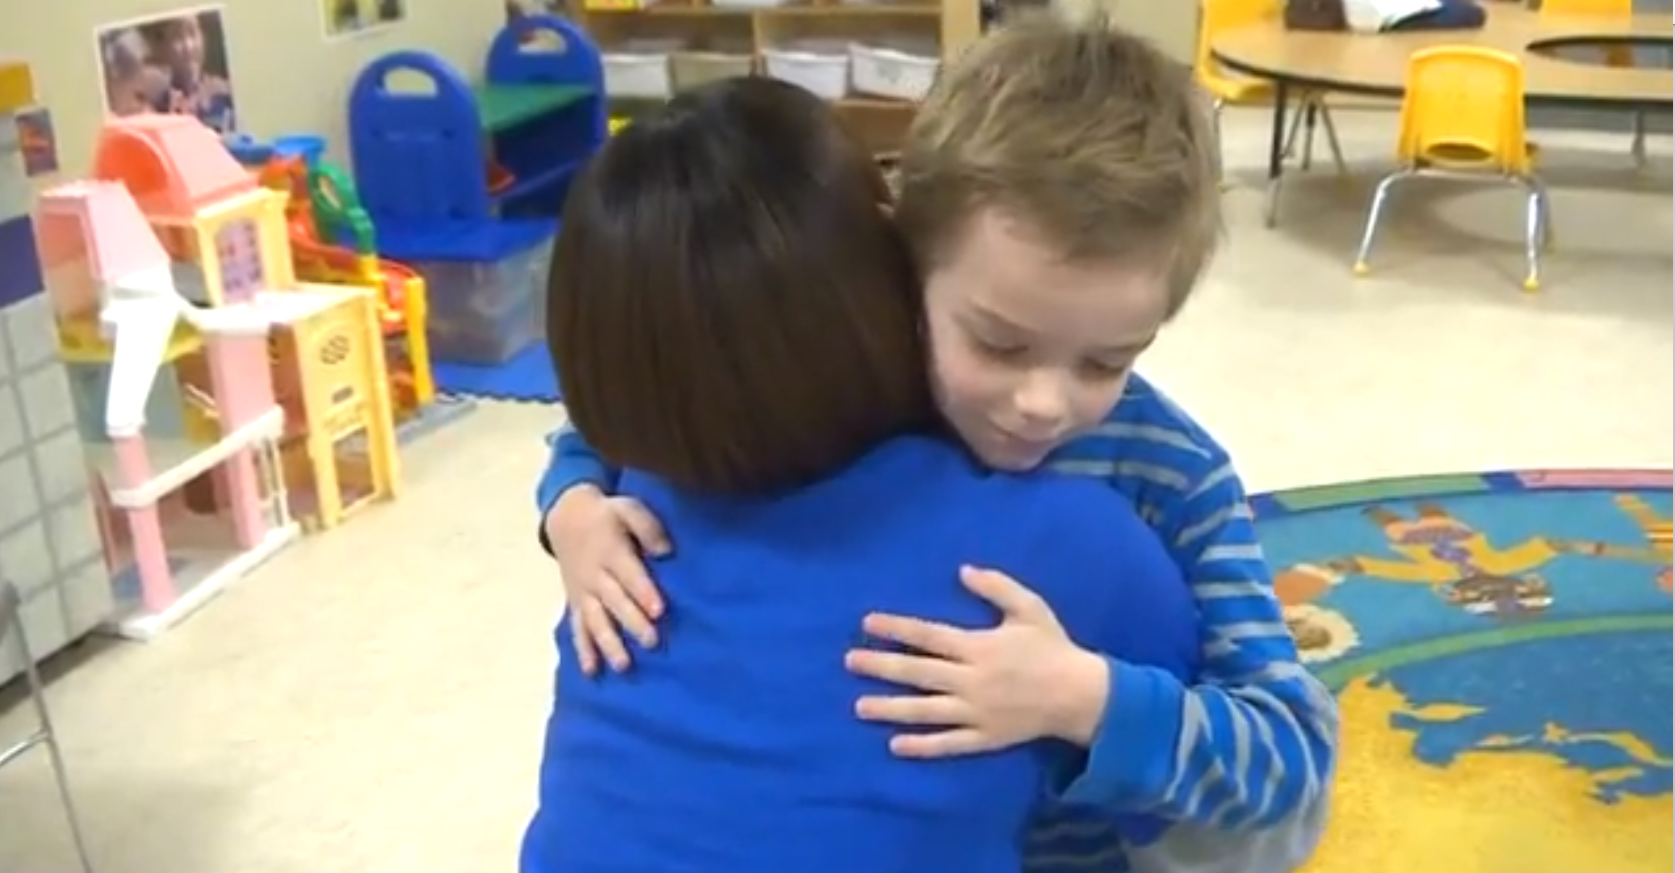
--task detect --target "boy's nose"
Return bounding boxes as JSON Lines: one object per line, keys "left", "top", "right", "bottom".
{"left": 1012, "top": 373, "right": 1068, "bottom": 431}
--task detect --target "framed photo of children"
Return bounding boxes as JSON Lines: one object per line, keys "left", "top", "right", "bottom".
{"left": 322, "top": 0, "right": 408, "bottom": 40}
{"left": 95, "top": 5, "right": 237, "bottom": 134}
{"left": 505, "top": 0, "right": 568, "bottom": 22}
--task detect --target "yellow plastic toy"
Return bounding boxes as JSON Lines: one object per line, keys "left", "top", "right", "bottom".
{"left": 0, "top": 61, "right": 35, "bottom": 114}
{"left": 256, "top": 155, "right": 436, "bottom": 417}
{"left": 85, "top": 113, "right": 404, "bottom": 535}
{"left": 266, "top": 288, "right": 401, "bottom": 531}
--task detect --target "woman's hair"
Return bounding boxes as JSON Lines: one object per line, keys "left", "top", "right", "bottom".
{"left": 549, "top": 77, "right": 934, "bottom": 496}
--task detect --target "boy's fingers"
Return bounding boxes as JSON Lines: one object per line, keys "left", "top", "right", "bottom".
{"left": 844, "top": 648, "right": 965, "bottom": 693}
{"left": 567, "top": 603, "right": 601, "bottom": 676}
{"left": 614, "top": 562, "right": 666, "bottom": 620}
{"left": 598, "top": 569, "right": 660, "bottom": 648}
{"left": 861, "top": 612, "right": 971, "bottom": 661}
{"left": 615, "top": 500, "right": 672, "bottom": 557}
{"left": 959, "top": 565, "right": 1049, "bottom": 622}
{"left": 854, "top": 693, "right": 973, "bottom": 728}
{"left": 888, "top": 727, "right": 994, "bottom": 759}
{"left": 583, "top": 599, "right": 633, "bottom": 673}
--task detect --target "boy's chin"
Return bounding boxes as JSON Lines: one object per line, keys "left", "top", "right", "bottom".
{"left": 944, "top": 417, "right": 1060, "bottom": 472}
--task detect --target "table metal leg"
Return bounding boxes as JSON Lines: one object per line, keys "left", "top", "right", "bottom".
{"left": 1264, "top": 82, "right": 1289, "bottom": 229}
{"left": 1301, "top": 99, "right": 1319, "bottom": 171}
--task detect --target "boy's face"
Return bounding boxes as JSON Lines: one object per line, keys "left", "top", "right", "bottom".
{"left": 923, "top": 209, "right": 1171, "bottom": 471}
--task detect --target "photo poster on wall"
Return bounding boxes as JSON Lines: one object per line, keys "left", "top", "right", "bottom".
{"left": 322, "top": 0, "right": 408, "bottom": 40}
{"left": 94, "top": 4, "right": 238, "bottom": 134}
{"left": 505, "top": 0, "right": 570, "bottom": 45}
{"left": 505, "top": 0, "right": 568, "bottom": 26}
{"left": 14, "top": 108, "right": 60, "bottom": 177}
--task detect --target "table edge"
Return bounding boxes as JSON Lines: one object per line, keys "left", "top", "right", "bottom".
{"left": 1211, "top": 20, "right": 1673, "bottom": 112}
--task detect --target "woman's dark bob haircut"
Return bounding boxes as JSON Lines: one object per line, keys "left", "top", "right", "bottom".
{"left": 548, "top": 77, "right": 933, "bottom": 496}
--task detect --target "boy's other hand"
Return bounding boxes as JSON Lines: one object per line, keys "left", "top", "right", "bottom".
{"left": 547, "top": 486, "right": 671, "bottom": 675}
{"left": 845, "top": 566, "right": 1106, "bottom": 756}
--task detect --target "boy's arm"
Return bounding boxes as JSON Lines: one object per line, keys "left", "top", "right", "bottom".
{"left": 535, "top": 422, "right": 622, "bottom": 552}
{"left": 1063, "top": 461, "right": 1337, "bottom": 867}
{"left": 1123, "top": 803, "right": 1329, "bottom": 873}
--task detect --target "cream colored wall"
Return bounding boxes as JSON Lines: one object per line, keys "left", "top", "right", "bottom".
{"left": 1052, "top": 0, "right": 1198, "bottom": 64}
{"left": 1, "top": 0, "right": 506, "bottom": 184}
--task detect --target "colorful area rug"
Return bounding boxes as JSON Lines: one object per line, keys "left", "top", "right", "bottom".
{"left": 1252, "top": 470, "right": 1672, "bottom": 873}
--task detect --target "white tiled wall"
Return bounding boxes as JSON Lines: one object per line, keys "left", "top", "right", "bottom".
{"left": 0, "top": 152, "right": 113, "bottom": 683}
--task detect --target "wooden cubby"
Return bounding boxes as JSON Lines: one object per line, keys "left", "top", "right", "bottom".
{"left": 571, "top": 0, "right": 981, "bottom": 153}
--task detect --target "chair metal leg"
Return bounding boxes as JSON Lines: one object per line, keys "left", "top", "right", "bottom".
{"left": 1352, "top": 170, "right": 1409, "bottom": 276}
{"left": 1281, "top": 98, "right": 1307, "bottom": 160}
{"left": 1318, "top": 104, "right": 1348, "bottom": 177}
{"left": 1631, "top": 112, "right": 1647, "bottom": 169}
{"left": 1520, "top": 176, "right": 1552, "bottom": 292}
{"left": 4, "top": 590, "right": 96, "bottom": 873}
{"left": 1211, "top": 98, "right": 1227, "bottom": 189}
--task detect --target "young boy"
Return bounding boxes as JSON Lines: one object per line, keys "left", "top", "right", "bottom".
{"left": 537, "top": 15, "right": 1337, "bottom": 873}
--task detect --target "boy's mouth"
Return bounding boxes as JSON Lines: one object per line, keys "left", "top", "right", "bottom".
{"left": 984, "top": 426, "right": 1057, "bottom": 466}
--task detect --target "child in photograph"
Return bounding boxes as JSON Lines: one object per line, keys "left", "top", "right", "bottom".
{"left": 139, "top": 15, "right": 234, "bottom": 132}
{"left": 99, "top": 29, "right": 168, "bottom": 118}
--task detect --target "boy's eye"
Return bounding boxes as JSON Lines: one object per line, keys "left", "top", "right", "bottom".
{"left": 1081, "top": 360, "right": 1131, "bottom": 378}
{"left": 974, "top": 336, "right": 1027, "bottom": 359}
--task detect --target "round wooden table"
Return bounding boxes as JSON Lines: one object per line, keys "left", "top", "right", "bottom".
{"left": 1211, "top": 4, "right": 1672, "bottom": 210}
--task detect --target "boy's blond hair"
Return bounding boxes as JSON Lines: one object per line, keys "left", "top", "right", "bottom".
{"left": 895, "top": 13, "right": 1220, "bottom": 316}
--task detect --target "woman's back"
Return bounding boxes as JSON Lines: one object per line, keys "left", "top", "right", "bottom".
{"left": 523, "top": 434, "right": 1199, "bottom": 873}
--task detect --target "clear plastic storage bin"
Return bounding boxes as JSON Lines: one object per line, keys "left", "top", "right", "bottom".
{"left": 603, "top": 39, "right": 684, "bottom": 99}
{"left": 672, "top": 51, "right": 754, "bottom": 91}
{"left": 849, "top": 41, "right": 939, "bottom": 101}
{"left": 763, "top": 41, "right": 850, "bottom": 99}
{"left": 414, "top": 232, "right": 555, "bottom": 366}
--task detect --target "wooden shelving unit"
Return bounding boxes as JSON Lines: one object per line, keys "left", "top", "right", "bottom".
{"left": 571, "top": 0, "right": 981, "bottom": 153}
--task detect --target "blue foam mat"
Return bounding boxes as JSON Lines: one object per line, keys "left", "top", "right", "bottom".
{"left": 431, "top": 342, "right": 560, "bottom": 404}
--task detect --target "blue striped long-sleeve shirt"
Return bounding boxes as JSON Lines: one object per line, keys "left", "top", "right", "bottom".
{"left": 1018, "top": 374, "right": 1337, "bottom": 873}
{"left": 535, "top": 373, "right": 1337, "bottom": 873}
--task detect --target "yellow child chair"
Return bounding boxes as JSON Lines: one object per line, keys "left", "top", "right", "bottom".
{"left": 1196, "top": 0, "right": 1346, "bottom": 215}
{"left": 1352, "top": 46, "right": 1554, "bottom": 291}
{"left": 1539, "top": 0, "right": 1647, "bottom": 167}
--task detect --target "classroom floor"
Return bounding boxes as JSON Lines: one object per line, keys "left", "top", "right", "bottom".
{"left": 1, "top": 107, "right": 1671, "bottom": 873}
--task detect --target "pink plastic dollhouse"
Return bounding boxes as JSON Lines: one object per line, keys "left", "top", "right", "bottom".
{"left": 33, "top": 155, "right": 298, "bottom": 638}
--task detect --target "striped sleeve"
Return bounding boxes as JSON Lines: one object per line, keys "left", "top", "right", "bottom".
{"left": 1155, "top": 459, "right": 1338, "bottom": 832}
{"left": 1045, "top": 378, "right": 1338, "bottom": 872}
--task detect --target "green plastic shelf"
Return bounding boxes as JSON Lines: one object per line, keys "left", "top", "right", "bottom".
{"left": 475, "top": 84, "right": 593, "bottom": 132}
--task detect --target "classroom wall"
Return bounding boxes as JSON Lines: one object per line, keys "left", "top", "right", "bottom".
{"left": 0, "top": 0, "right": 508, "bottom": 183}
{"left": 1053, "top": 0, "right": 1197, "bottom": 64}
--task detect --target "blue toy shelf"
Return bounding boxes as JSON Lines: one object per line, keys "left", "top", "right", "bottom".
{"left": 347, "top": 13, "right": 605, "bottom": 253}
{"left": 345, "top": 15, "right": 597, "bottom": 397}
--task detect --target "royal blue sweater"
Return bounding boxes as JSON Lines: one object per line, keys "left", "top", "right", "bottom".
{"left": 521, "top": 434, "right": 1200, "bottom": 873}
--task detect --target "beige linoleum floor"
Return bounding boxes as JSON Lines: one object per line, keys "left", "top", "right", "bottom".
{"left": 1, "top": 107, "right": 1671, "bottom": 873}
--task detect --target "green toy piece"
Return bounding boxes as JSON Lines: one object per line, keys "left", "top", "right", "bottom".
{"left": 308, "top": 161, "right": 378, "bottom": 256}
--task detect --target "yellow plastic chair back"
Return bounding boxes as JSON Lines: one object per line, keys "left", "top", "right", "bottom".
{"left": 1539, "top": 0, "right": 1635, "bottom": 65}
{"left": 1396, "top": 46, "right": 1532, "bottom": 174}
{"left": 1540, "top": 0, "right": 1632, "bottom": 16}
{"left": 1196, "top": 0, "right": 1283, "bottom": 99}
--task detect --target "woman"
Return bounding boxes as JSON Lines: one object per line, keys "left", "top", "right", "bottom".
{"left": 523, "top": 78, "right": 1199, "bottom": 873}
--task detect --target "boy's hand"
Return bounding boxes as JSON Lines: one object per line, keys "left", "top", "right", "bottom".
{"left": 844, "top": 566, "right": 1109, "bottom": 756}
{"left": 546, "top": 486, "right": 671, "bottom": 674}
